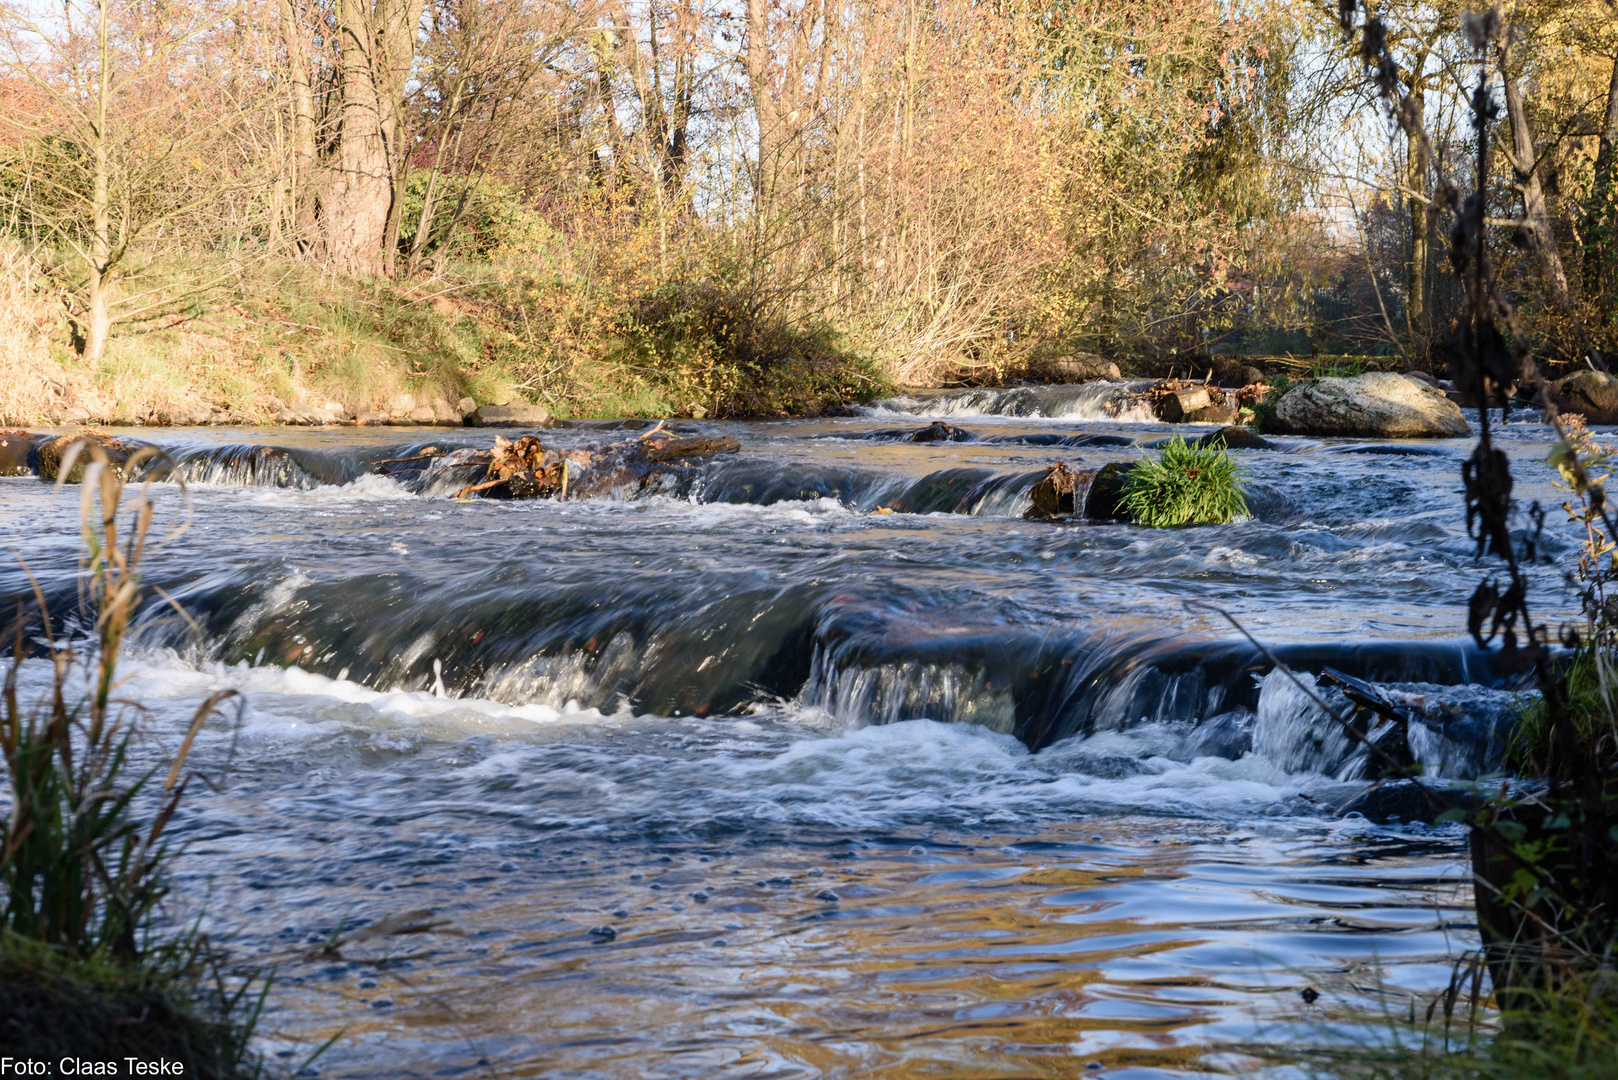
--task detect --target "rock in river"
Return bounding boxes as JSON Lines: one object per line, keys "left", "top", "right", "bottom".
{"left": 468, "top": 402, "right": 553, "bottom": 427}
{"left": 0, "top": 430, "right": 36, "bottom": 476}
{"left": 35, "top": 431, "right": 135, "bottom": 482}
{"left": 1268, "top": 372, "right": 1470, "bottom": 438}
{"left": 1548, "top": 369, "right": 1618, "bottom": 424}
{"left": 1197, "top": 426, "right": 1273, "bottom": 451}
{"left": 1082, "top": 461, "right": 1132, "bottom": 521}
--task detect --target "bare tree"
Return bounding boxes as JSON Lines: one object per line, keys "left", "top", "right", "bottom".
{"left": 0, "top": 0, "right": 274, "bottom": 359}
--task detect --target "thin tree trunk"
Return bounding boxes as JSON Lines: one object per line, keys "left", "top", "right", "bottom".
{"left": 1405, "top": 85, "right": 1427, "bottom": 337}
{"left": 746, "top": 0, "right": 779, "bottom": 207}
{"left": 84, "top": 0, "right": 114, "bottom": 361}
{"left": 1583, "top": 51, "right": 1618, "bottom": 305}
{"left": 407, "top": 119, "right": 468, "bottom": 276}
{"left": 278, "top": 0, "right": 318, "bottom": 246}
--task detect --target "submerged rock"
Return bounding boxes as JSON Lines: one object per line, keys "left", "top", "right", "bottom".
{"left": 1172, "top": 710, "right": 1254, "bottom": 761}
{"left": 1083, "top": 461, "right": 1132, "bottom": 520}
{"left": 908, "top": 421, "right": 974, "bottom": 443}
{"left": 1023, "top": 462, "right": 1081, "bottom": 519}
{"left": 1197, "top": 426, "right": 1272, "bottom": 450}
{"left": 1269, "top": 373, "right": 1470, "bottom": 438}
{"left": 1549, "top": 369, "right": 1618, "bottom": 424}
{"left": 864, "top": 421, "right": 975, "bottom": 443}
{"left": 1338, "top": 779, "right": 1481, "bottom": 824}
{"left": 446, "top": 429, "right": 740, "bottom": 500}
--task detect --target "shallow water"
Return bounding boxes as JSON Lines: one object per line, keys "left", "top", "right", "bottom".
{"left": 0, "top": 387, "right": 1577, "bottom": 1077}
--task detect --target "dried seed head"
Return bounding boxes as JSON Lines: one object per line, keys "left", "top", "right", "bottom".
{"left": 1461, "top": 7, "right": 1503, "bottom": 51}
{"left": 1337, "top": 0, "right": 1357, "bottom": 36}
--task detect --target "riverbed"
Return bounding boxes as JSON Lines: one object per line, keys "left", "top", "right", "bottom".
{"left": 0, "top": 385, "right": 1577, "bottom": 1077}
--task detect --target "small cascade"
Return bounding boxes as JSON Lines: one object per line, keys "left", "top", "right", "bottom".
{"left": 142, "top": 444, "right": 325, "bottom": 489}
{"left": 868, "top": 382, "right": 1155, "bottom": 421}
{"left": 7, "top": 429, "right": 1085, "bottom": 520}
{"left": 1251, "top": 671, "right": 1357, "bottom": 776}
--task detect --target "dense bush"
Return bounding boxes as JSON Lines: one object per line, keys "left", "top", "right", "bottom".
{"left": 607, "top": 281, "right": 893, "bottom": 418}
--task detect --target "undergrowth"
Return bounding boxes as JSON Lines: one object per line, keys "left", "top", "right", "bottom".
{"left": 0, "top": 248, "right": 897, "bottom": 425}
{"left": 1248, "top": 375, "right": 1292, "bottom": 433}
{"left": 1289, "top": 968, "right": 1618, "bottom": 1080}
{"left": 1120, "top": 435, "right": 1248, "bottom": 526}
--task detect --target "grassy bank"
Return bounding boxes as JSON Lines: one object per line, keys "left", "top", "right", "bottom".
{"left": 0, "top": 932, "right": 265, "bottom": 1074}
{"left": 0, "top": 246, "right": 895, "bottom": 427}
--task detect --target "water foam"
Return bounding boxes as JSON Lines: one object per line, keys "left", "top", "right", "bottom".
{"left": 867, "top": 383, "right": 1157, "bottom": 422}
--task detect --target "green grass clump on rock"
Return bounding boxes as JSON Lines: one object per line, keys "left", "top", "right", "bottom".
{"left": 1120, "top": 435, "right": 1248, "bottom": 527}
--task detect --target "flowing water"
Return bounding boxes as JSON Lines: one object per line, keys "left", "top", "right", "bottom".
{"left": 0, "top": 384, "right": 1581, "bottom": 1077}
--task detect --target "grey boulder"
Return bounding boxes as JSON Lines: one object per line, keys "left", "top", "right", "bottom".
{"left": 1269, "top": 373, "right": 1470, "bottom": 438}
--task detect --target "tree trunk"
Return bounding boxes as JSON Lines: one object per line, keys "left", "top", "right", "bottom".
{"left": 83, "top": 0, "right": 113, "bottom": 361}
{"left": 322, "top": 0, "right": 423, "bottom": 277}
{"left": 1405, "top": 86, "right": 1428, "bottom": 337}
{"left": 1497, "top": 33, "right": 1573, "bottom": 312}
{"left": 83, "top": 277, "right": 112, "bottom": 361}
{"left": 278, "top": 0, "right": 318, "bottom": 246}
{"left": 745, "top": 0, "right": 780, "bottom": 204}
{"left": 1583, "top": 52, "right": 1618, "bottom": 306}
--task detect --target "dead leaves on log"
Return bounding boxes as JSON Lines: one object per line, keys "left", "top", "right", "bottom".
{"left": 453, "top": 431, "right": 739, "bottom": 501}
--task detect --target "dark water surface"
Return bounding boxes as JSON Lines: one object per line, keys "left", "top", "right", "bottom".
{"left": 0, "top": 386, "right": 1577, "bottom": 1077}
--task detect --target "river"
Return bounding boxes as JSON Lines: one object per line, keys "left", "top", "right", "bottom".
{"left": 0, "top": 384, "right": 1576, "bottom": 1077}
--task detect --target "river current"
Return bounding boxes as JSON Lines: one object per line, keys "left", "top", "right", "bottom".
{"left": 0, "top": 384, "right": 1581, "bottom": 1077}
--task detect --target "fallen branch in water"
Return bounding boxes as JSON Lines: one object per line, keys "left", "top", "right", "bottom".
{"left": 449, "top": 431, "right": 740, "bottom": 501}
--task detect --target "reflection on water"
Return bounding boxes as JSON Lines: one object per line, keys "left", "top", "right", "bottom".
{"left": 236, "top": 812, "right": 1470, "bottom": 1078}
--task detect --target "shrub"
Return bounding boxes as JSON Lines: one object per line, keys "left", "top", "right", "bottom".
{"left": 1120, "top": 435, "right": 1248, "bottom": 527}
{"left": 1247, "top": 374, "right": 1292, "bottom": 433}
{"left": 398, "top": 171, "right": 555, "bottom": 262}
{"left": 607, "top": 281, "right": 893, "bottom": 417}
{"left": 1508, "top": 642, "right": 1618, "bottom": 779}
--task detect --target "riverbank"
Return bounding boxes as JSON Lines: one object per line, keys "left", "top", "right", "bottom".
{"left": 0, "top": 254, "right": 898, "bottom": 428}
{"left": 0, "top": 934, "right": 260, "bottom": 1076}
{"left": 0, "top": 248, "right": 1421, "bottom": 429}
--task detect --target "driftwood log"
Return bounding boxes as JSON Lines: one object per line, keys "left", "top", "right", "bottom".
{"left": 1024, "top": 463, "right": 1082, "bottom": 519}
